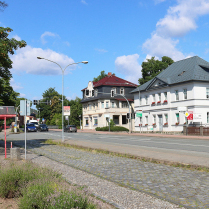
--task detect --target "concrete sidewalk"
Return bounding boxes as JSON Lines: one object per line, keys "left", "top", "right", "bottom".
{"left": 52, "top": 129, "right": 209, "bottom": 168}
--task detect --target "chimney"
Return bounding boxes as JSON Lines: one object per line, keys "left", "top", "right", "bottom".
{"left": 108, "top": 72, "right": 112, "bottom": 76}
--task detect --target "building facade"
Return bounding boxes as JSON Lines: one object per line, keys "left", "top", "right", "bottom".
{"left": 81, "top": 73, "right": 137, "bottom": 130}
{"left": 131, "top": 56, "right": 209, "bottom": 132}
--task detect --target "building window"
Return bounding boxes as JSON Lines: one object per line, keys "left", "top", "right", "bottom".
{"left": 112, "top": 102, "right": 115, "bottom": 108}
{"left": 122, "top": 115, "right": 127, "bottom": 124}
{"left": 175, "top": 90, "right": 179, "bottom": 101}
{"left": 106, "top": 102, "right": 109, "bottom": 108}
{"left": 92, "top": 90, "right": 94, "bottom": 97}
{"left": 206, "top": 88, "right": 209, "bottom": 98}
{"left": 120, "top": 88, "right": 124, "bottom": 95}
{"left": 207, "top": 112, "right": 209, "bottom": 123}
{"left": 158, "top": 93, "right": 161, "bottom": 102}
{"left": 153, "top": 115, "right": 156, "bottom": 124}
{"left": 152, "top": 94, "right": 155, "bottom": 103}
{"left": 85, "top": 118, "right": 89, "bottom": 126}
{"left": 94, "top": 118, "right": 98, "bottom": 126}
{"left": 101, "top": 102, "right": 104, "bottom": 108}
{"left": 165, "top": 114, "right": 168, "bottom": 124}
{"left": 122, "top": 102, "right": 128, "bottom": 108}
{"left": 89, "top": 104, "right": 92, "bottom": 110}
{"left": 164, "top": 92, "right": 167, "bottom": 100}
{"left": 86, "top": 90, "right": 89, "bottom": 96}
{"left": 95, "top": 89, "right": 98, "bottom": 97}
{"left": 145, "top": 116, "right": 148, "bottom": 125}
{"left": 111, "top": 88, "right": 116, "bottom": 97}
{"left": 145, "top": 96, "right": 148, "bottom": 105}
{"left": 176, "top": 113, "right": 179, "bottom": 123}
{"left": 183, "top": 89, "right": 187, "bottom": 99}
{"left": 93, "top": 103, "right": 95, "bottom": 109}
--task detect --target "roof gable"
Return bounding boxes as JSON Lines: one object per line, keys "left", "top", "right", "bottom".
{"left": 82, "top": 74, "right": 137, "bottom": 91}
{"left": 131, "top": 56, "right": 209, "bottom": 93}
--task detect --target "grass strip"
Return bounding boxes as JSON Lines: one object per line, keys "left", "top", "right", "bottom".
{"left": 44, "top": 139, "right": 209, "bottom": 173}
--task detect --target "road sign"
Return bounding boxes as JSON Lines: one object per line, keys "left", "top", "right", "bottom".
{"left": 186, "top": 111, "right": 193, "bottom": 120}
{"left": 64, "top": 106, "right": 71, "bottom": 116}
{"left": 136, "top": 111, "right": 142, "bottom": 118}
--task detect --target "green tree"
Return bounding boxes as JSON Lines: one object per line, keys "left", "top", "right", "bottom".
{"left": 93, "top": 70, "right": 107, "bottom": 82}
{"left": 0, "top": 27, "right": 27, "bottom": 106}
{"left": 68, "top": 97, "right": 82, "bottom": 127}
{"left": 138, "top": 56, "right": 174, "bottom": 85}
{"left": 0, "top": 1, "right": 8, "bottom": 12}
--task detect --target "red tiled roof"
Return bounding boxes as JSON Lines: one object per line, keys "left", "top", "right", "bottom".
{"left": 82, "top": 74, "right": 138, "bottom": 90}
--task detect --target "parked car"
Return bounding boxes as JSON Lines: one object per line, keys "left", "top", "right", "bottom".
{"left": 37, "top": 124, "right": 48, "bottom": 132}
{"left": 26, "top": 123, "right": 37, "bottom": 132}
{"left": 64, "top": 125, "right": 77, "bottom": 133}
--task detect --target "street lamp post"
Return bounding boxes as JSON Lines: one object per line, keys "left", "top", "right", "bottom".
{"left": 37, "top": 57, "right": 88, "bottom": 142}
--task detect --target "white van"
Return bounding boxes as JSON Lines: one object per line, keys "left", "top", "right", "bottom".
{"left": 27, "top": 120, "right": 39, "bottom": 127}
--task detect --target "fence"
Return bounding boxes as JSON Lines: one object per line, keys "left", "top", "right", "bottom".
{"left": 183, "top": 126, "right": 209, "bottom": 136}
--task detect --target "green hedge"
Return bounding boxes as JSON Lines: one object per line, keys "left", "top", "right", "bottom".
{"left": 95, "top": 126, "right": 129, "bottom": 132}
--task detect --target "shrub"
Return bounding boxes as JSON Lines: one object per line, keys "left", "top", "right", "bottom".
{"left": 96, "top": 126, "right": 129, "bottom": 132}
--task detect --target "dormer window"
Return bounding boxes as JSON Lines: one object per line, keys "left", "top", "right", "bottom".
{"left": 120, "top": 88, "right": 124, "bottom": 95}
{"left": 111, "top": 88, "right": 116, "bottom": 97}
{"left": 86, "top": 90, "right": 89, "bottom": 96}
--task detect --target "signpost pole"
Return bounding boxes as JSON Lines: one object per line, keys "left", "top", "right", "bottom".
{"left": 25, "top": 100, "right": 27, "bottom": 160}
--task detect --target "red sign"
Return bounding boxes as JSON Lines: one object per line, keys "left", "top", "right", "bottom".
{"left": 63, "top": 106, "right": 71, "bottom": 116}
{"left": 187, "top": 111, "right": 193, "bottom": 120}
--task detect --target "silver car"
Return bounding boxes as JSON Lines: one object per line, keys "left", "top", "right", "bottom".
{"left": 64, "top": 125, "right": 77, "bottom": 133}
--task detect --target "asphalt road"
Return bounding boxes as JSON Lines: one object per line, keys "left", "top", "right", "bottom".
{"left": 2, "top": 130, "right": 209, "bottom": 160}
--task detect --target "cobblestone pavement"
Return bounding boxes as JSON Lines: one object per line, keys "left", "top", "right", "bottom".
{"left": 13, "top": 139, "right": 209, "bottom": 209}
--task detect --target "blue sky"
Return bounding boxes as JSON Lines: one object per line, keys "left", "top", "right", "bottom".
{"left": 1, "top": 0, "right": 209, "bottom": 108}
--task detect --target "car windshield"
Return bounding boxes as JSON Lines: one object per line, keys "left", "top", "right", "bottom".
{"left": 27, "top": 124, "right": 34, "bottom": 127}
{"left": 40, "top": 124, "right": 47, "bottom": 127}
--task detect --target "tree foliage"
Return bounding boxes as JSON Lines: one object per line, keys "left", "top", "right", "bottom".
{"left": 93, "top": 70, "right": 107, "bottom": 82}
{"left": 0, "top": 27, "right": 27, "bottom": 106}
{"left": 36, "top": 88, "right": 82, "bottom": 128}
{"left": 0, "top": 1, "right": 8, "bottom": 12}
{"left": 138, "top": 56, "right": 174, "bottom": 85}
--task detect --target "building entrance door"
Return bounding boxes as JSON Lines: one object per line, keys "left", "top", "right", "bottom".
{"left": 158, "top": 115, "right": 163, "bottom": 131}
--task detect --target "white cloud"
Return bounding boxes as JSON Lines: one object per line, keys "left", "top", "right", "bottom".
{"left": 142, "top": 33, "right": 185, "bottom": 61}
{"left": 81, "top": 0, "right": 87, "bottom": 5}
{"left": 19, "top": 93, "right": 26, "bottom": 98}
{"left": 41, "top": 31, "right": 59, "bottom": 44}
{"left": 11, "top": 45, "right": 76, "bottom": 75}
{"left": 12, "top": 35, "right": 21, "bottom": 41}
{"left": 95, "top": 48, "right": 108, "bottom": 53}
{"left": 156, "top": 0, "right": 209, "bottom": 37}
{"left": 115, "top": 54, "right": 141, "bottom": 84}
{"left": 10, "top": 78, "right": 23, "bottom": 90}
{"left": 142, "top": 0, "right": 209, "bottom": 62}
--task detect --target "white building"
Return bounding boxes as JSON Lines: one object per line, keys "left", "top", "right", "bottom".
{"left": 131, "top": 56, "right": 209, "bottom": 132}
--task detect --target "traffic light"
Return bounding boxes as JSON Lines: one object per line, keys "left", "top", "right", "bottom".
{"left": 33, "top": 100, "right": 37, "bottom": 105}
{"left": 37, "top": 100, "right": 40, "bottom": 105}
{"left": 126, "top": 113, "right": 130, "bottom": 119}
{"left": 131, "top": 113, "right": 135, "bottom": 119}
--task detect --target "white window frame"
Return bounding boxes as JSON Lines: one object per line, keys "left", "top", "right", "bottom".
{"left": 106, "top": 101, "right": 109, "bottom": 108}
{"left": 101, "top": 102, "right": 104, "bottom": 108}
{"left": 120, "top": 88, "right": 124, "bottom": 95}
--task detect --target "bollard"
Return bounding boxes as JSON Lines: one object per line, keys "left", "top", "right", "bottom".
{"left": 10, "top": 147, "right": 21, "bottom": 160}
